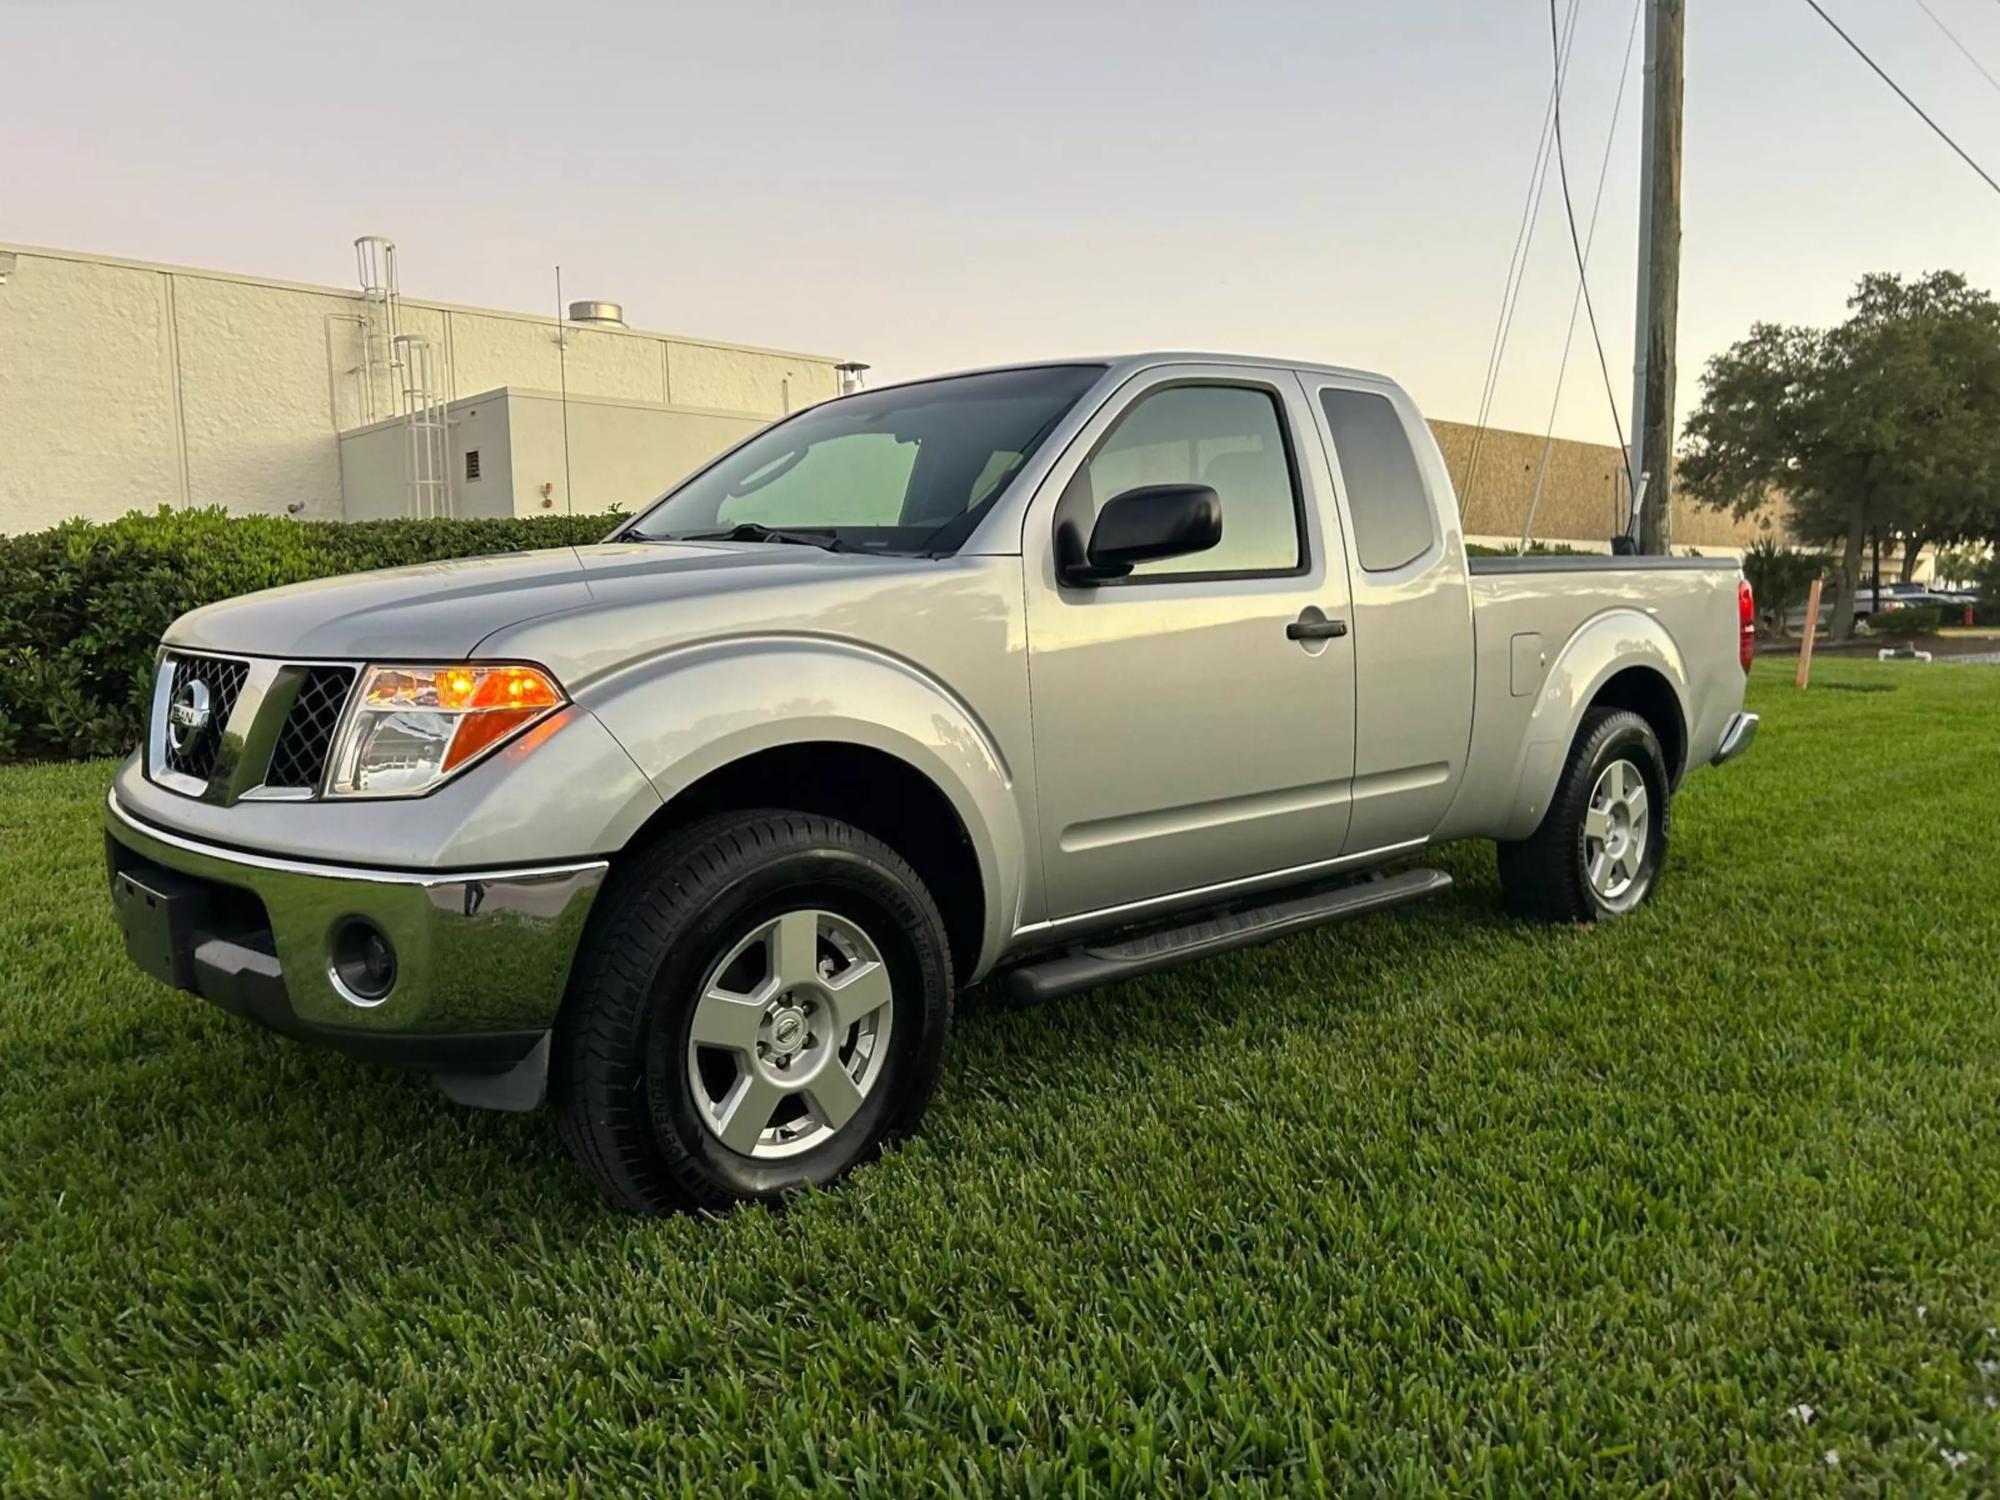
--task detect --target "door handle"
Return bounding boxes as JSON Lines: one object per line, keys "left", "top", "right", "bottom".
{"left": 1286, "top": 615, "right": 1348, "bottom": 641}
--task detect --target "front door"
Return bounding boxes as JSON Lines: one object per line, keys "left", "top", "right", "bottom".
{"left": 1023, "top": 366, "right": 1359, "bottom": 923}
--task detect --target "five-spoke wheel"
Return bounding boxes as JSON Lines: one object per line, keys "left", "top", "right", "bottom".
{"left": 555, "top": 811, "right": 954, "bottom": 1213}
{"left": 686, "top": 909, "right": 896, "bottom": 1158}
{"left": 1498, "top": 707, "right": 1670, "bottom": 923}
{"left": 1582, "top": 758, "right": 1651, "bottom": 910}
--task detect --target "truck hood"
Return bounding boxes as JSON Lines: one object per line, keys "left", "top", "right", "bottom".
{"left": 164, "top": 541, "right": 925, "bottom": 661}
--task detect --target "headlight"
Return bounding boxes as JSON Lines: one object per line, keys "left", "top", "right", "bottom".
{"left": 326, "top": 663, "right": 566, "bottom": 798}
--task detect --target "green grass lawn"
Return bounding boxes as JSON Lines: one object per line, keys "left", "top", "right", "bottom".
{"left": 5, "top": 659, "right": 2000, "bottom": 1494}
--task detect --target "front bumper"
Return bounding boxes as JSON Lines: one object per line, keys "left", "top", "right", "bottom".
{"left": 104, "top": 793, "right": 607, "bottom": 1103}
{"left": 1711, "top": 710, "right": 1760, "bottom": 766}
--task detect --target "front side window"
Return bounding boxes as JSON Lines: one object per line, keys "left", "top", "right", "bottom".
{"left": 627, "top": 364, "right": 1105, "bottom": 554}
{"left": 1320, "top": 388, "right": 1435, "bottom": 573}
{"left": 1069, "top": 385, "right": 1302, "bottom": 577}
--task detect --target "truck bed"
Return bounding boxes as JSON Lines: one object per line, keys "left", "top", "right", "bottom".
{"left": 1432, "top": 553, "right": 1746, "bottom": 844}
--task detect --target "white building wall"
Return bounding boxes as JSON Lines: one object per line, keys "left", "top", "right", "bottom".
{"left": 171, "top": 275, "right": 361, "bottom": 520}
{"left": 337, "top": 423, "right": 422, "bottom": 523}
{"left": 339, "top": 387, "right": 767, "bottom": 521}
{"left": 449, "top": 397, "right": 517, "bottom": 519}
{"left": 0, "top": 242, "right": 847, "bottom": 532}
{"left": 0, "top": 255, "right": 187, "bottom": 524}
{"left": 497, "top": 389, "right": 766, "bottom": 517}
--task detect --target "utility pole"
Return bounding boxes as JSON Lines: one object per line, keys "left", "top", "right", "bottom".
{"left": 1628, "top": 0, "right": 1684, "bottom": 554}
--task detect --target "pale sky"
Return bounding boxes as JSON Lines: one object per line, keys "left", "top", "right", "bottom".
{"left": 8, "top": 0, "right": 2000, "bottom": 444}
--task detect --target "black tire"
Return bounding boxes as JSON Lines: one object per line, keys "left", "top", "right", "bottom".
{"left": 555, "top": 810, "right": 954, "bottom": 1214}
{"left": 1496, "top": 707, "right": 1671, "bottom": 924}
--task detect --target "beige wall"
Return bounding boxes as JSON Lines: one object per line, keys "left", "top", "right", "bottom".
{"left": 340, "top": 388, "right": 769, "bottom": 521}
{"left": 338, "top": 422, "right": 436, "bottom": 524}
{"left": 0, "top": 255, "right": 187, "bottom": 525}
{"left": 0, "top": 242, "right": 846, "bottom": 532}
{"left": 1429, "top": 418, "right": 1790, "bottom": 553}
{"left": 496, "top": 390, "right": 766, "bottom": 518}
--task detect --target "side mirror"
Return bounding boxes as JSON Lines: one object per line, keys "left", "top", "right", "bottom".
{"left": 1061, "top": 483, "right": 1222, "bottom": 585}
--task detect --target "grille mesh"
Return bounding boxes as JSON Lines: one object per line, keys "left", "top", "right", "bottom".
{"left": 160, "top": 653, "right": 250, "bottom": 783}
{"left": 264, "top": 667, "right": 356, "bottom": 791}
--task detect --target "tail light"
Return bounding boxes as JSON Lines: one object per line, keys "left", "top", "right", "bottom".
{"left": 1737, "top": 578, "right": 1755, "bottom": 673}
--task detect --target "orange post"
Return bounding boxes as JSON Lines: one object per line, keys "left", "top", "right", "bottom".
{"left": 1796, "top": 578, "right": 1823, "bottom": 690}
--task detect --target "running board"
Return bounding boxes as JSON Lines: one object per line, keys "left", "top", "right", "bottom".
{"left": 1004, "top": 867, "right": 1453, "bottom": 1005}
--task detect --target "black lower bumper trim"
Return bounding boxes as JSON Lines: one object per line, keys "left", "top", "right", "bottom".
{"left": 195, "top": 928, "right": 545, "bottom": 1072}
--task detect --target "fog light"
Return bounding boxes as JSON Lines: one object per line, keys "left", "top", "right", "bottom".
{"left": 330, "top": 918, "right": 397, "bottom": 1005}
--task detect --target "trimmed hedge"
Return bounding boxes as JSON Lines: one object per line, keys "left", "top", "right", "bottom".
{"left": 0, "top": 507, "right": 622, "bottom": 762}
{"left": 4, "top": 513, "right": 1600, "bottom": 764}
{"left": 1869, "top": 605, "right": 1944, "bottom": 639}
{"left": 1464, "top": 541, "right": 1587, "bottom": 558}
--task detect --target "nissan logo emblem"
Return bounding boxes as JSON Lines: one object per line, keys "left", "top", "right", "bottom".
{"left": 166, "top": 679, "right": 212, "bottom": 754}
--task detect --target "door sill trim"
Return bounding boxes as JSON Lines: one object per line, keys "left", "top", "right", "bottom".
{"left": 1013, "top": 837, "right": 1430, "bottom": 941}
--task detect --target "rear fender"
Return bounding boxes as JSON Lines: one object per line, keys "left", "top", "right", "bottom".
{"left": 1495, "top": 609, "right": 1690, "bottom": 842}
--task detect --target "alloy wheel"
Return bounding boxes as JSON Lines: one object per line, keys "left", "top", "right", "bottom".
{"left": 1583, "top": 758, "right": 1651, "bottom": 910}
{"left": 684, "top": 908, "right": 895, "bottom": 1159}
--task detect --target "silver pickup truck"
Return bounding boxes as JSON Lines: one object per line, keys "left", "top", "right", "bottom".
{"left": 105, "top": 354, "right": 1758, "bottom": 1212}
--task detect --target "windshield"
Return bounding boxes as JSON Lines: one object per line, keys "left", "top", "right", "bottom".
{"left": 625, "top": 364, "right": 1105, "bottom": 553}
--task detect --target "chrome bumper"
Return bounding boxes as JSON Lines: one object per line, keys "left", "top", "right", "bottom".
{"left": 104, "top": 793, "right": 607, "bottom": 1090}
{"left": 1711, "top": 710, "right": 1759, "bottom": 766}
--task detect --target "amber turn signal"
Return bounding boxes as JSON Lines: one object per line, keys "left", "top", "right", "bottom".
{"left": 328, "top": 663, "right": 568, "bottom": 797}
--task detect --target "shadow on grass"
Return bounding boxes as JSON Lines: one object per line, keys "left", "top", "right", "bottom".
{"left": 15, "top": 849, "right": 1524, "bottom": 1239}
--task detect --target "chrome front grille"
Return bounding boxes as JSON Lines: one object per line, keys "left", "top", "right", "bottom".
{"left": 150, "top": 653, "right": 358, "bottom": 801}
{"left": 160, "top": 653, "right": 251, "bottom": 783}
{"left": 264, "top": 667, "right": 357, "bottom": 791}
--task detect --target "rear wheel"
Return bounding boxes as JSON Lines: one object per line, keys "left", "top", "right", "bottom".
{"left": 555, "top": 811, "right": 954, "bottom": 1213}
{"left": 1497, "top": 707, "right": 1670, "bottom": 924}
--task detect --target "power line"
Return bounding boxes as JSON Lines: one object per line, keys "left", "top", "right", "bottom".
{"left": 1464, "top": 0, "right": 1578, "bottom": 512}
{"left": 1462, "top": 0, "right": 1583, "bottom": 513}
{"left": 1522, "top": 0, "right": 1645, "bottom": 552}
{"left": 1547, "top": 0, "right": 1631, "bottom": 473}
{"left": 1802, "top": 0, "right": 2000, "bottom": 197}
{"left": 1912, "top": 0, "right": 2000, "bottom": 102}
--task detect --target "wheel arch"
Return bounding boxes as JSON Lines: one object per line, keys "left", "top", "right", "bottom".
{"left": 1587, "top": 664, "right": 1687, "bottom": 785}
{"left": 1495, "top": 608, "right": 1691, "bottom": 842}
{"left": 616, "top": 742, "right": 989, "bottom": 987}
{"left": 578, "top": 638, "right": 1024, "bottom": 983}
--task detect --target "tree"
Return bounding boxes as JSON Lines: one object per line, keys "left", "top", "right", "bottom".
{"left": 1739, "top": 538, "right": 1827, "bottom": 637}
{"left": 1680, "top": 272, "right": 2000, "bottom": 640}
{"left": 1934, "top": 543, "right": 1985, "bottom": 591}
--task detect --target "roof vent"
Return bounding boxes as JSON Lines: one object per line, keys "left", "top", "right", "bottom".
{"left": 567, "top": 300, "right": 626, "bottom": 328}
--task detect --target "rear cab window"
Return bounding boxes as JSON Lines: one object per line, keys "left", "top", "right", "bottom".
{"left": 1319, "top": 388, "right": 1437, "bottom": 573}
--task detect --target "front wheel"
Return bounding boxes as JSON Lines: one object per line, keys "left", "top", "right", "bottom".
{"left": 555, "top": 811, "right": 954, "bottom": 1213}
{"left": 1497, "top": 707, "right": 1671, "bottom": 923}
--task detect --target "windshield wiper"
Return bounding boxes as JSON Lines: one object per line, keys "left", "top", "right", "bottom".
{"left": 674, "top": 522, "right": 845, "bottom": 552}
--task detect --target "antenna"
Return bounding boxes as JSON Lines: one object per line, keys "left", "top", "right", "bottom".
{"left": 555, "top": 265, "right": 574, "bottom": 516}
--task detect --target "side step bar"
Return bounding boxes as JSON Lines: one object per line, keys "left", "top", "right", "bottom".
{"left": 1004, "top": 866, "right": 1453, "bottom": 1006}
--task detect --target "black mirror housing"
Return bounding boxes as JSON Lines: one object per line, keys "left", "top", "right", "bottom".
{"left": 1063, "top": 484, "right": 1222, "bottom": 584}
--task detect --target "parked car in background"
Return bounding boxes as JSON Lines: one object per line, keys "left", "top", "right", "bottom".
{"left": 1873, "top": 582, "right": 1931, "bottom": 607}
{"left": 1879, "top": 590, "right": 1969, "bottom": 616}
{"left": 103, "top": 353, "right": 1759, "bottom": 1213}
{"left": 1783, "top": 581, "right": 1970, "bottom": 632}
{"left": 1785, "top": 596, "right": 1873, "bottom": 632}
